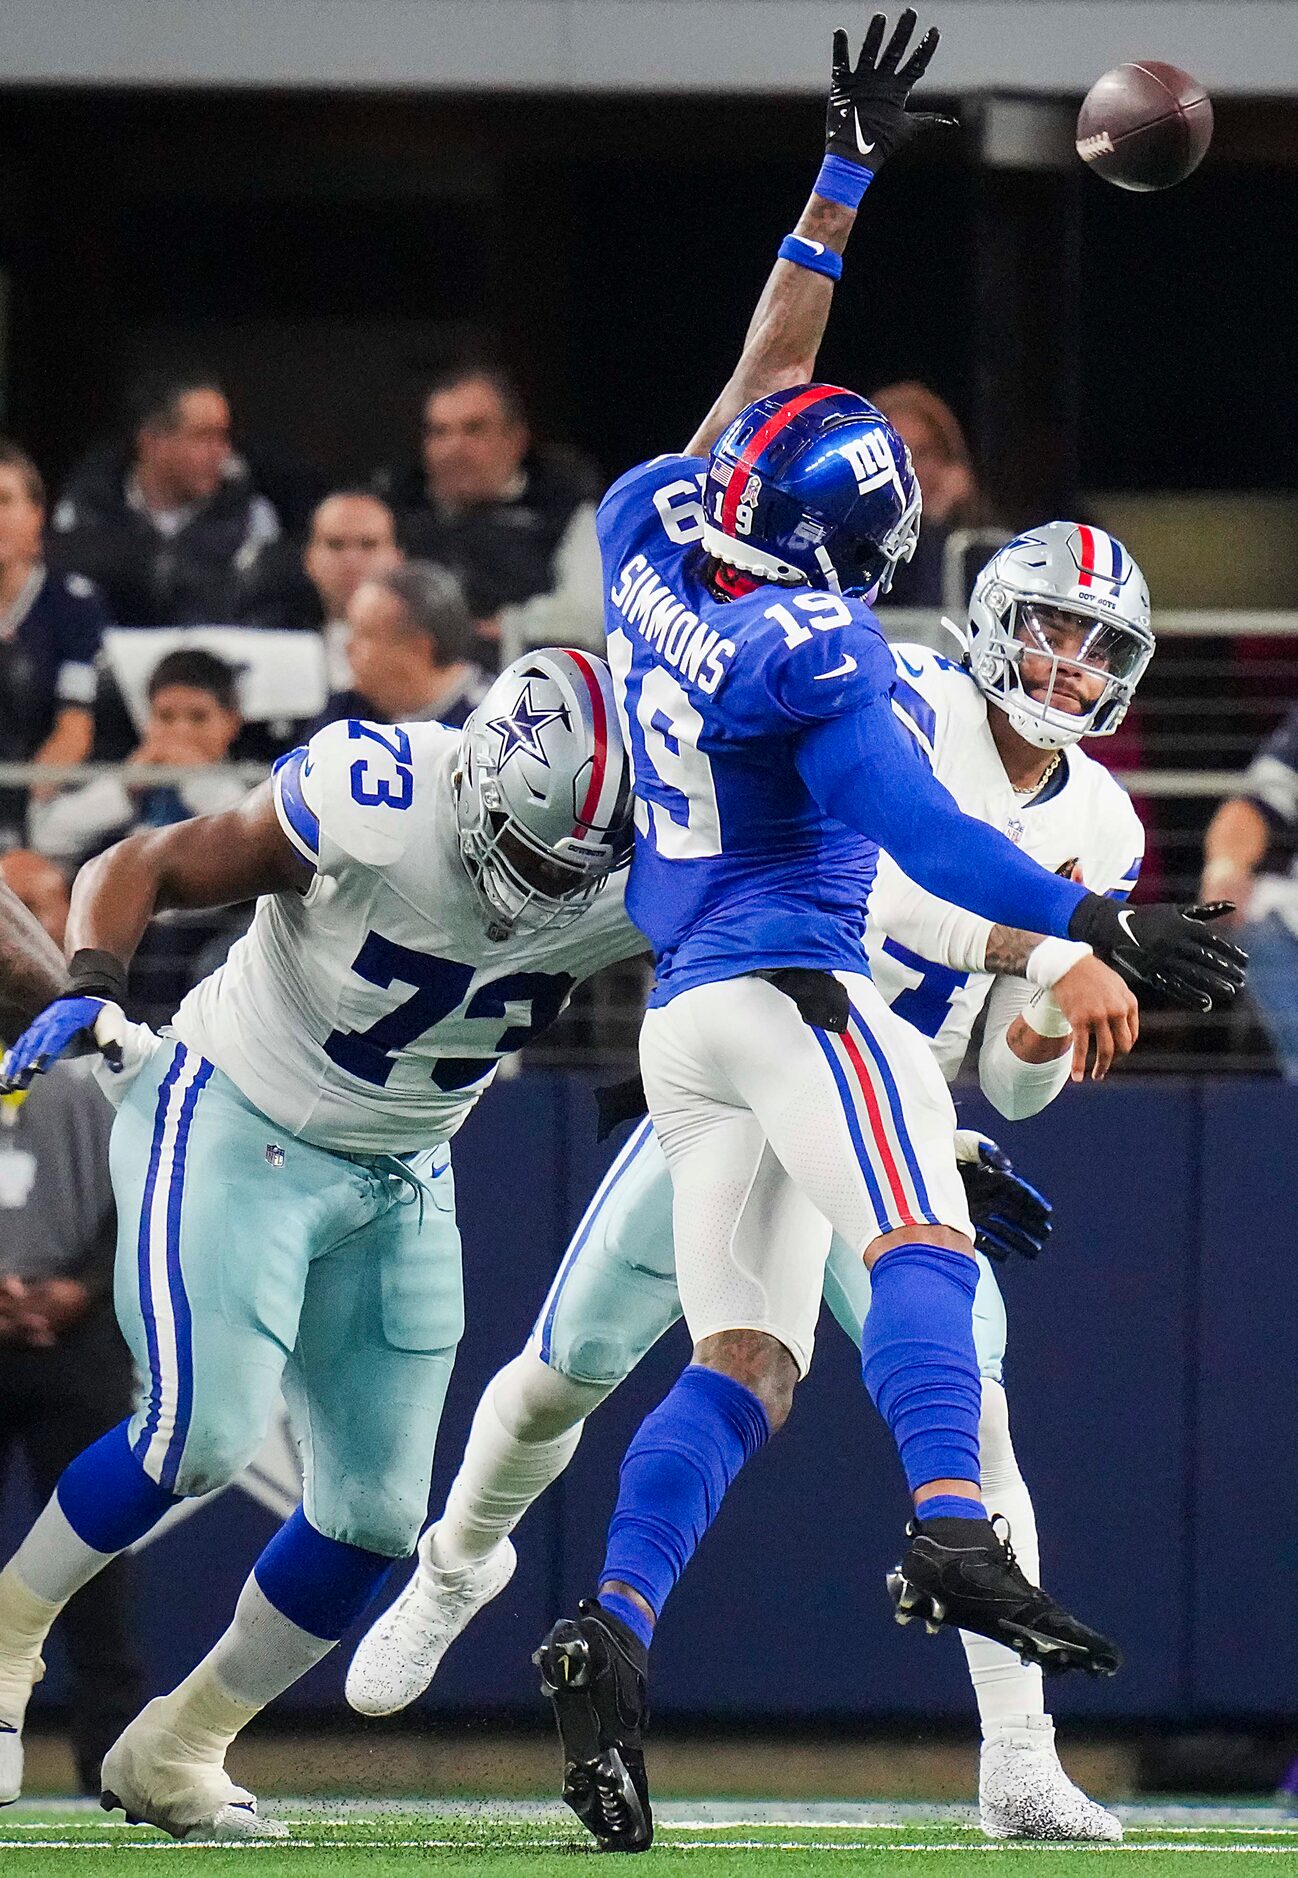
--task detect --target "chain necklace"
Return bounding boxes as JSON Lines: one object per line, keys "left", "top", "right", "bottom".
{"left": 1011, "top": 750, "right": 1063, "bottom": 799}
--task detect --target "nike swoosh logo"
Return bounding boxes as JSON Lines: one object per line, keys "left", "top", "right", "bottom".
{"left": 1117, "top": 909, "right": 1138, "bottom": 943}
{"left": 896, "top": 652, "right": 925, "bottom": 678}
{"left": 795, "top": 238, "right": 825, "bottom": 256}
{"left": 854, "top": 111, "right": 875, "bottom": 157}
{"left": 814, "top": 654, "right": 858, "bottom": 682}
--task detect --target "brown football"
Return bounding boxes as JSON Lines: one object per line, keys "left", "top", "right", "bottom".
{"left": 1076, "top": 61, "right": 1213, "bottom": 191}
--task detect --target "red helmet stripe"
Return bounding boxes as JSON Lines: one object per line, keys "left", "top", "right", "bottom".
{"left": 719, "top": 385, "right": 846, "bottom": 537}
{"left": 565, "top": 648, "right": 610, "bottom": 838}
{"left": 1076, "top": 523, "right": 1097, "bottom": 588}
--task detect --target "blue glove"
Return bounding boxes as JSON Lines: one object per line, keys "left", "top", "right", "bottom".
{"left": 1, "top": 995, "right": 124, "bottom": 1092}
{"left": 954, "top": 1129, "right": 1052, "bottom": 1263}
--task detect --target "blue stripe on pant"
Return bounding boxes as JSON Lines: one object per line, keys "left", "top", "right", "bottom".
{"left": 132, "top": 1046, "right": 212, "bottom": 1491}
{"left": 112, "top": 1038, "right": 464, "bottom": 1554}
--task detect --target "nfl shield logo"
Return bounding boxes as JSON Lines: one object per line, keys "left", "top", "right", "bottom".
{"left": 266, "top": 1143, "right": 286, "bottom": 1168}
{"left": 1006, "top": 817, "right": 1025, "bottom": 844}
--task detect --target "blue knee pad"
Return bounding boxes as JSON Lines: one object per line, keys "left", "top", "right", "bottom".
{"left": 57, "top": 1420, "right": 180, "bottom": 1554}
{"left": 254, "top": 1508, "right": 394, "bottom": 1642}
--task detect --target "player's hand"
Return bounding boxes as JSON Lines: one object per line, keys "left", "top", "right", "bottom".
{"left": 0, "top": 994, "right": 126, "bottom": 1091}
{"left": 1068, "top": 895, "right": 1248, "bottom": 1012}
{"left": 1051, "top": 954, "right": 1139, "bottom": 1082}
{"left": 954, "top": 1129, "right": 1052, "bottom": 1263}
{"left": 825, "top": 10, "right": 956, "bottom": 174}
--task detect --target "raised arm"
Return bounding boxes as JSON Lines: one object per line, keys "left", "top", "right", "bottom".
{"left": 685, "top": 9, "right": 951, "bottom": 457}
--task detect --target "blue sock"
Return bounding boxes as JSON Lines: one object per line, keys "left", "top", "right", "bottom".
{"left": 599, "top": 1590, "right": 655, "bottom": 1650}
{"left": 860, "top": 1244, "right": 986, "bottom": 1511}
{"left": 916, "top": 1494, "right": 986, "bottom": 1522}
{"left": 254, "top": 1508, "right": 394, "bottom": 1641}
{"left": 598, "top": 1365, "right": 770, "bottom": 1646}
{"left": 56, "top": 1420, "right": 181, "bottom": 1554}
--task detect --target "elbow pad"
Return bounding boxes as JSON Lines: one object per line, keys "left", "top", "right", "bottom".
{"left": 978, "top": 1023, "right": 1072, "bottom": 1122}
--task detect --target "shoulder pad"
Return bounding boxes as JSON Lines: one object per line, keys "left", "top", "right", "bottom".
{"left": 305, "top": 718, "right": 446, "bottom": 870}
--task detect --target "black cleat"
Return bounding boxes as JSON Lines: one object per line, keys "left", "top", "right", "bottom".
{"left": 887, "top": 1516, "right": 1123, "bottom": 1677}
{"left": 533, "top": 1598, "right": 652, "bottom": 1852}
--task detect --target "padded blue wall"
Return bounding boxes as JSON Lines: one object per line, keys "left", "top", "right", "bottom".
{"left": 12, "top": 1074, "right": 1293, "bottom": 1725}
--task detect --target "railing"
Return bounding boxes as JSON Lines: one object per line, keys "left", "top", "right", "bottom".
{"left": 4, "top": 608, "right": 1293, "bottom": 1073}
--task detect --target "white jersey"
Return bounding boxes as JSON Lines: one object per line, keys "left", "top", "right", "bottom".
{"left": 174, "top": 718, "right": 643, "bottom": 1155}
{"left": 866, "top": 645, "right": 1145, "bottom": 1082}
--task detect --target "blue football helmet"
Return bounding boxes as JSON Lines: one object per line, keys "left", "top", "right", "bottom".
{"left": 700, "top": 384, "right": 921, "bottom": 595}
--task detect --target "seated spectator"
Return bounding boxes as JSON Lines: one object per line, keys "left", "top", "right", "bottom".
{"left": 30, "top": 647, "right": 246, "bottom": 870}
{"left": 0, "top": 441, "right": 109, "bottom": 846}
{"left": 1202, "top": 702, "right": 1298, "bottom": 1079}
{"left": 303, "top": 491, "right": 403, "bottom": 688}
{"left": 235, "top": 487, "right": 403, "bottom": 648}
{"left": 375, "top": 363, "right": 603, "bottom": 665}
{"left": 50, "top": 369, "right": 281, "bottom": 627}
{"left": 0, "top": 849, "right": 144, "bottom": 1794}
{"left": 870, "top": 380, "right": 996, "bottom": 608}
{"left": 317, "top": 562, "right": 489, "bottom": 732}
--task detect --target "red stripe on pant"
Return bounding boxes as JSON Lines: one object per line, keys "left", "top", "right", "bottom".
{"left": 837, "top": 1027, "right": 921, "bottom": 1229}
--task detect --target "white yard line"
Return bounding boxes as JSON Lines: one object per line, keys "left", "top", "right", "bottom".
{"left": 2, "top": 1836, "right": 1297, "bottom": 1855}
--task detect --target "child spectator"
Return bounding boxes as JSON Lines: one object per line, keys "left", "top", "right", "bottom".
{"left": 30, "top": 648, "right": 246, "bottom": 870}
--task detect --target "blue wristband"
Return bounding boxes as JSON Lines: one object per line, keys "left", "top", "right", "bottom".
{"left": 778, "top": 235, "right": 843, "bottom": 281}
{"left": 814, "top": 153, "right": 874, "bottom": 209}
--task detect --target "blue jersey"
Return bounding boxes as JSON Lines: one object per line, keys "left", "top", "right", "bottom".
{"left": 599, "top": 454, "right": 902, "bottom": 1003}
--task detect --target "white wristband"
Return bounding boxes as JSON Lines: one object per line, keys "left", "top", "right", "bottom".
{"left": 1021, "top": 988, "right": 1073, "bottom": 1039}
{"left": 1024, "top": 937, "right": 1092, "bottom": 990}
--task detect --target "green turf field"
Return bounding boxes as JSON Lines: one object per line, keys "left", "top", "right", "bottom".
{"left": 1, "top": 1801, "right": 1295, "bottom": 1877}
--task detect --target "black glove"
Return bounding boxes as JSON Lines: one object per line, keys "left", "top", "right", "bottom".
{"left": 955, "top": 1130, "right": 1052, "bottom": 1264}
{"left": 1068, "top": 896, "right": 1247, "bottom": 1013}
{"left": 825, "top": 10, "right": 955, "bottom": 174}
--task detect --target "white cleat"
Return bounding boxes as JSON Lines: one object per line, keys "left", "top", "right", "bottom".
{"left": 100, "top": 1697, "right": 288, "bottom": 1842}
{"left": 980, "top": 1715, "right": 1123, "bottom": 1842}
{"left": 0, "top": 1635, "right": 47, "bottom": 1806}
{"left": 0, "top": 1721, "right": 23, "bottom": 1807}
{"left": 346, "top": 1526, "right": 517, "bottom": 1717}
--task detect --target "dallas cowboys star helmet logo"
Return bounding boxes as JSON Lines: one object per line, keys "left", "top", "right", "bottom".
{"left": 486, "top": 682, "right": 570, "bottom": 769}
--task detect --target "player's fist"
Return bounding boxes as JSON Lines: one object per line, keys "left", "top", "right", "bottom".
{"left": 825, "top": 10, "right": 955, "bottom": 173}
{"left": 0, "top": 995, "right": 125, "bottom": 1091}
{"left": 954, "top": 1129, "right": 1052, "bottom": 1263}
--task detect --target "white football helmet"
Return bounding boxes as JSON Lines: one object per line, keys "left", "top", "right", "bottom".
{"left": 966, "top": 522, "right": 1154, "bottom": 751}
{"left": 455, "top": 649, "right": 633, "bottom": 939}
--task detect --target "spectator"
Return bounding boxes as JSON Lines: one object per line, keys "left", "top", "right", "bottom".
{"left": 317, "top": 562, "right": 489, "bottom": 732}
{"left": 1201, "top": 703, "right": 1298, "bottom": 1078}
{"left": 0, "top": 441, "right": 108, "bottom": 847}
{"left": 0, "top": 849, "right": 143, "bottom": 1794}
{"left": 375, "top": 363, "right": 603, "bottom": 665}
{"left": 50, "top": 369, "right": 281, "bottom": 628}
{"left": 870, "top": 380, "right": 997, "bottom": 608}
{"left": 30, "top": 647, "right": 247, "bottom": 871}
{"left": 303, "top": 491, "right": 403, "bottom": 688}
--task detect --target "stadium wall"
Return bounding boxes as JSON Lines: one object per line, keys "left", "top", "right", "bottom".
{"left": 7, "top": 1073, "right": 1292, "bottom": 1726}
{"left": 0, "top": 2, "right": 1287, "bottom": 94}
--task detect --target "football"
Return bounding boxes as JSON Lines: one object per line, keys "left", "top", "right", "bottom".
{"left": 1076, "top": 61, "right": 1213, "bottom": 190}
